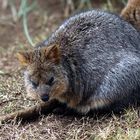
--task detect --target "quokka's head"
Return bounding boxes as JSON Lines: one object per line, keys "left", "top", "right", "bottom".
{"left": 16, "top": 44, "right": 69, "bottom": 102}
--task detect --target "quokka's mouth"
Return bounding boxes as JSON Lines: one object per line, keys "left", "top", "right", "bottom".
{"left": 41, "top": 95, "right": 49, "bottom": 102}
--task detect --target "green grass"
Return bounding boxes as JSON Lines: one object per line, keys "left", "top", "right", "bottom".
{"left": 8, "top": 0, "right": 37, "bottom": 47}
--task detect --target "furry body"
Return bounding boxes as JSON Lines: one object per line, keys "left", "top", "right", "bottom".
{"left": 22, "top": 10, "right": 140, "bottom": 114}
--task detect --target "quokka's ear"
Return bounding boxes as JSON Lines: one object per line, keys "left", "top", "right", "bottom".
{"left": 16, "top": 51, "right": 33, "bottom": 66}
{"left": 42, "top": 44, "right": 60, "bottom": 63}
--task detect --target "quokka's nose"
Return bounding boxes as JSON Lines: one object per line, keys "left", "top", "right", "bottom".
{"left": 41, "top": 95, "right": 49, "bottom": 102}
{"left": 38, "top": 84, "right": 50, "bottom": 102}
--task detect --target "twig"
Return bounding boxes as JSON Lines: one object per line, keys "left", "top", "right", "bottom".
{"left": 0, "top": 98, "right": 32, "bottom": 106}
{"left": 0, "top": 99, "right": 19, "bottom": 106}
{"left": 0, "top": 100, "right": 59, "bottom": 124}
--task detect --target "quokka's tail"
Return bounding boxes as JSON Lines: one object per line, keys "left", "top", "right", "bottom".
{"left": 121, "top": 0, "right": 140, "bottom": 31}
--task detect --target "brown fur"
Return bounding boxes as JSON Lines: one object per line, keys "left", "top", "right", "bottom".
{"left": 16, "top": 45, "right": 68, "bottom": 101}
{"left": 19, "top": 45, "right": 81, "bottom": 107}
{"left": 121, "top": 0, "right": 140, "bottom": 30}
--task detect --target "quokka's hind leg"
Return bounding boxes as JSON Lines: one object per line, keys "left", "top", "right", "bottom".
{"left": 120, "top": 0, "right": 140, "bottom": 30}
{"left": 93, "top": 56, "right": 140, "bottom": 111}
{"left": 0, "top": 99, "right": 60, "bottom": 124}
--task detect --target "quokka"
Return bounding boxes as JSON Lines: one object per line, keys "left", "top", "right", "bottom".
{"left": 18, "top": 10, "right": 140, "bottom": 113}
{"left": 1, "top": 2, "right": 140, "bottom": 123}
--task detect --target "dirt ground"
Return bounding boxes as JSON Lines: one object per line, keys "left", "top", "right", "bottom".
{"left": 1, "top": 1, "right": 140, "bottom": 140}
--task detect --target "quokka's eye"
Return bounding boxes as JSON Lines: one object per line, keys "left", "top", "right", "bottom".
{"left": 31, "top": 80, "right": 38, "bottom": 88}
{"left": 47, "top": 77, "right": 54, "bottom": 86}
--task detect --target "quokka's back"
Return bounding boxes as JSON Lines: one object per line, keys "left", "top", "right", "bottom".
{"left": 18, "top": 10, "right": 140, "bottom": 114}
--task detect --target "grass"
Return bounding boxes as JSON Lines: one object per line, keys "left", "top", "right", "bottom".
{"left": 19, "top": 0, "right": 37, "bottom": 47}
{"left": 7, "top": 0, "right": 37, "bottom": 47}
